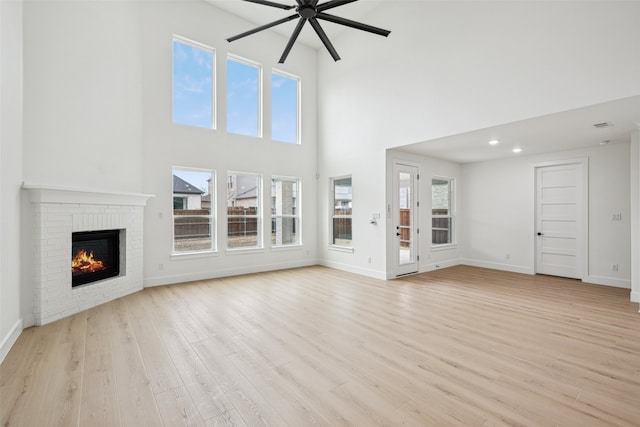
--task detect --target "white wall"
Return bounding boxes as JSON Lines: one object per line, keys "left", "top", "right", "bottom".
{"left": 17, "top": 0, "right": 319, "bottom": 331}
{"left": 318, "top": 1, "right": 640, "bottom": 280}
{"left": 23, "top": 1, "right": 143, "bottom": 192}
{"left": 1, "top": 0, "right": 24, "bottom": 363}
{"left": 462, "top": 143, "right": 632, "bottom": 287}
{"left": 138, "top": 1, "right": 319, "bottom": 286}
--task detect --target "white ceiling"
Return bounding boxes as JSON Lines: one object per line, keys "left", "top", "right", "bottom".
{"left": 207, "top": 1, "right": 640, "bottom": 165}
{"left": 397, "top": 96, "right": 640, "bottom": 164}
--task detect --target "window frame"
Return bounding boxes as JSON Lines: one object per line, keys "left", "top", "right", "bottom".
{"left": 271, "top": 176, "right": 301, "bottom": 248}
{"left": 271, "top": 69, "right": 301, "bottom": 144}
{"left": 330, "top": 175, "right": 353, "bottom": 250}
{"left": 226, "top": 171, "right": 263, "bottom": 251}
{"left": 172, "top": 35, "right": 216, "bottom": 130}
{"left": 226, "top": 54, "right": 263, "bottom": 138}
{"left": 431, "top": 176, "right": 456, "bottom": 247}
{"left": 172, "top": 167, "right": 216, "bottom": 255}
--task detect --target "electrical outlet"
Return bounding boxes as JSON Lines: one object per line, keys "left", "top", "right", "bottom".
{"left": 611, "top": 213, "right": 622, "bottom": 221}
{"left": 612, "top": 264, "right": 619, "bottom": 272}
{"left": 159, "top": 263, "right": 164, "bottom": 271}
{"left": 367, "top": 257, "right": 372, "bottom": 264}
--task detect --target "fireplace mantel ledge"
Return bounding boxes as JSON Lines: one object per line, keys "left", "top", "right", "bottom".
{"left": 23, "top": 183, "right": 155, "bottom": 206}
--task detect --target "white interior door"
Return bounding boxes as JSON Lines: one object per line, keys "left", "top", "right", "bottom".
{"left": 535, "top": 161, "right": 586, "bottom": 279}
{"left": 393, "top": 163, "right": 419, "bottom": 277}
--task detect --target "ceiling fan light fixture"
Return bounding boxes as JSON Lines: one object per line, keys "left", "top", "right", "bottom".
{"left": 227, "top": 0, "right": 391, "bottom": 63}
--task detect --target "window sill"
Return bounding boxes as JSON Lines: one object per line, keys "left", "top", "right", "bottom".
{"left": 271, "top": 244, "right": 303, "bottom": 252}
{"left": 171, "top": 250, "right": 218, "bottom": 260}
{"left": 225, "top": 247, "right": 265, "bottom": 255}
{"left": 431, "top": 243, "right": 457, "bottom": 252}
{"left": 329, "top": 245, "right": 354, "bottom": 254}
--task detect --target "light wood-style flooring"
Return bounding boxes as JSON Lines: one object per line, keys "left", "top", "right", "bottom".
{"left": 2, "top": 265, "right": 640, "bottom": 426}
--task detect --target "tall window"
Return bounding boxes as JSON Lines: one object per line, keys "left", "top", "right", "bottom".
{"left": 227, "top": 56, "right": 261, "bottom": 137}
{"left": 331, "top": 176, "right": 352, "bottom": 247}
{"left": 271, "top": 177, "right": 300, "bottom": 246}
{"left": 172, "top": 168, "right": 215, "bottom": 253}
{"left": 432, "top": 178, "right": 454, "bottom": 245}
{"left": 227, "top": 172, "right": 261, "bottom": 249}
{"left": 172, "top": 37, "right": 214, "bottom": 129}
{"left": 271, "top": 71, "right": 300, "bottom": 144}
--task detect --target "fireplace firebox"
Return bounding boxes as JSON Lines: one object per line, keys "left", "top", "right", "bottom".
{"left": 72, "top": 229, "right": 120, "bottom": 287}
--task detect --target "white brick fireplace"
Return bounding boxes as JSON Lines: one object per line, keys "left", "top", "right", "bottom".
{"left": 24, "top": 185, "right": 153, "bottom": 325}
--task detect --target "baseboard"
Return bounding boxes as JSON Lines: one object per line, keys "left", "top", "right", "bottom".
{"left": 461, "top": 259, "right": 534, "bottom": 275}
{"left": 583, "top": 275, "right": 631, "bottom": 289}
{"left": 419, "top": 258, "right": 462, "bottom": 274}
{"left": 1, "top": 318, "right": 23, "bottom": 364}
{"left": 319, "top": 260, "right": 387, "bottom": 281}
{"left": 631, "top": 291, "right": 640, "bottom": 304}
{"left": 144, "top": 259, "right": 320, "bottom": 287}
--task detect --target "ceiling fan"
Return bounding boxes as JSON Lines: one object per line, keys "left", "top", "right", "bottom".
{"left": 226, "top": 0, "right": 391, "bottom": 63}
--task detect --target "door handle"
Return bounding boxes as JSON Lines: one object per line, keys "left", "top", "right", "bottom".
{"left": 537, "top": 232, "right": 544, "bottom": 236}
{"left": 396, "top": 232, "right": 401, "bottom": 236}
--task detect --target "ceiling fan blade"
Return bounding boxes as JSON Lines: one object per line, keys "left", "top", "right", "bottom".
{"left": 227, "top": 14, "right": 298, "bottom": 42}
{"left": 279, "top": 18, "right": 307, "bottom": 63}
{"left": 241, "top": 0, "right": 295, "bottom": 10}
{"left": 309, "top": 18, "right": 340, "bottom": 61}
{"left": 316, "top": 0, "right": 358, "bottom": 13}
{"left": 316, "top": 12, "right": 390, "bottom": 37}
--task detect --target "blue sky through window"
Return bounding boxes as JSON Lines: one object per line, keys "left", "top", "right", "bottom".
{"left": 172, "top": 39, "right": 214, "bottom": 129}
{"left": 172, "top": 38, "right": 300, "bottom": 142}
{"left": 272, "top": 73, "right": 298, "bottom": 144}
{"left": 227, "top": 58, "right": 260, "bottom": 137}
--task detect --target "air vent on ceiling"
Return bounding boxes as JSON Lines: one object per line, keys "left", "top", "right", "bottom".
{"left": 593, "top": 122, "right": 613, "bottom": 128}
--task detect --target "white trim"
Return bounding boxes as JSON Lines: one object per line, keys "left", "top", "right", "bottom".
{"left": 431, "top": 243, "right": 458, "bottom": 252}
{"left": 0, "top": 319, "right": 23, "bottom": 364}
{"left": 630, "top": 130, "right": 640, "bottom": 305}
{"left": 22, "top": 184, "right": 154, "bottom": 206}
{"left": 328, "top": 245, "right": 354, "bottom": 253}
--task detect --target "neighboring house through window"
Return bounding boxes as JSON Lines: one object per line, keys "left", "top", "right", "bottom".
{"left": 271, "top": 177, "right": 300, "bottom": 246}
{"left": 331, "top": 176, "right": 352, "bottom": 248}
{"left": 227, "top": 172, "right": 262, "bottom": 249}
{"left": 432, "top": 177, "right": 454, "bottom": 245}
{"left": 173, "top": 168, "right": 215, "bottom": 253}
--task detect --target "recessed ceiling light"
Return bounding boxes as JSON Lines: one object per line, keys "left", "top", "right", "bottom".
{"left": 488, "top": 139, "right": 499, "bottom": 146}
{"left": 512, "top": 148, "right": 522, "bottom": 153}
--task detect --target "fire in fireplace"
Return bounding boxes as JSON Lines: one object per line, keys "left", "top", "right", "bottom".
{"left": 72, "top": 229, "right": 120, "bottom": 287}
